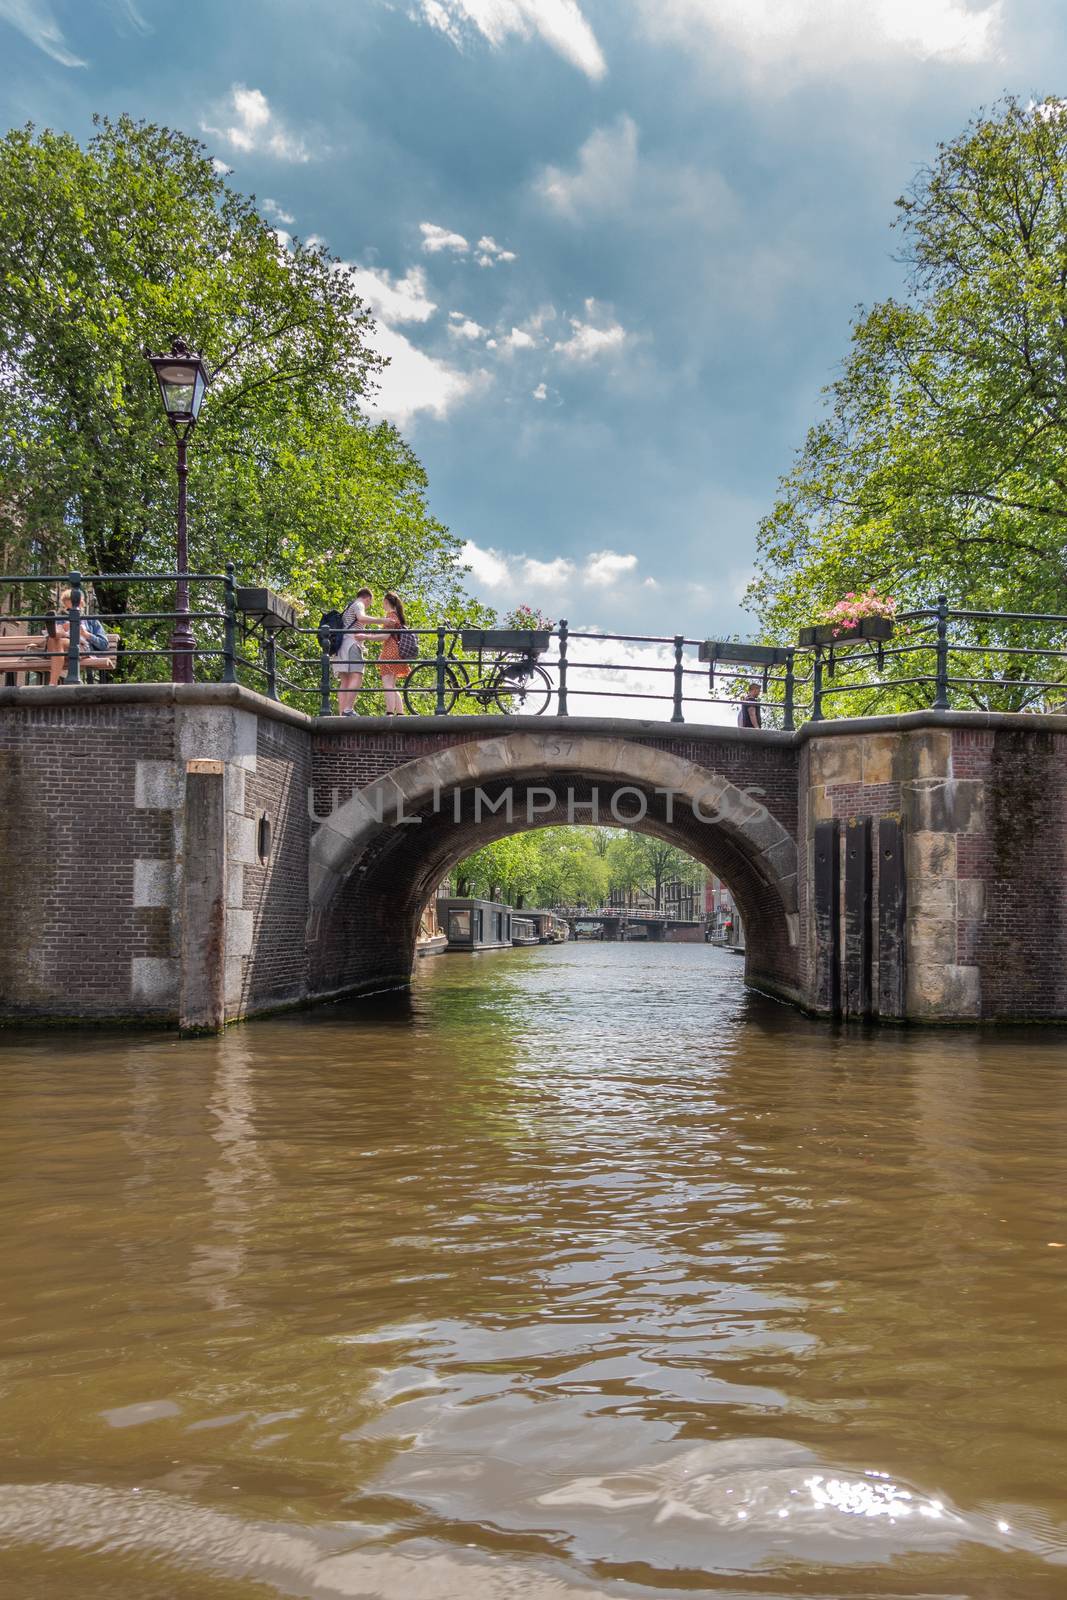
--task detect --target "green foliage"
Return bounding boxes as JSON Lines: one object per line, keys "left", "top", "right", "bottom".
{"left": 452, "top": 827, "right": 704, "bottom": 911}
{"left": 603, "top": 831, "right": 703, "bottom": 909}
{"left": 748, "top": 97, "right": 1067, "bottom": 711}
{"left": 0, "top": 113, "right": 484, "bottom": 686}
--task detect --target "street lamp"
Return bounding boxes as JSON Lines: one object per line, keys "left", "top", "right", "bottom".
{"left": 145, "top": 337, "right": 211, "bottom": 683}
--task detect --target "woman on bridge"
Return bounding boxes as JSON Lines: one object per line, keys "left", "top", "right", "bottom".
{"left": 378, "top": 591, "right": 413, "bottom": 715}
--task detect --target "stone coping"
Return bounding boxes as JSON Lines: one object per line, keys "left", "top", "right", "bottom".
{"left": 3, "top": 681, "right": 1067, "bottom": 741}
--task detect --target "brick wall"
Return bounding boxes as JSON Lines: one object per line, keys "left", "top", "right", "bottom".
{"left": 0, "top": 701, "right": 177, "bottom": 1019}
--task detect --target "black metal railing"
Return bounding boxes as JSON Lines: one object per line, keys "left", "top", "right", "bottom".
{"left": 3, "top": 571, "right": 1067, "bottom": 725}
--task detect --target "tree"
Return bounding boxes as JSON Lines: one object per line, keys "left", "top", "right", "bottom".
{"left": 606, "top": 832, "right": 702, "bottom": 909}
{"left": 0, "top": 115, "right": 478, "bottom": 646}
{"left": 748, "top": 98, "right": 1067, "bottom": 710}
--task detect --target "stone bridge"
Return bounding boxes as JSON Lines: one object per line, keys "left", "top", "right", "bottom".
{"left": 2, "top": 683, "right": 1065, "bottom": 1029}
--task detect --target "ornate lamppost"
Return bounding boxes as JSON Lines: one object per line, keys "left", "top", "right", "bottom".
{"left": 145, "top": 337, "right": 210, "bottom": 683}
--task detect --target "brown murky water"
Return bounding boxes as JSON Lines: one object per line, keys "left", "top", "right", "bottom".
{"left": 2, "top": 942, "right": 1067, "bottom": 1599}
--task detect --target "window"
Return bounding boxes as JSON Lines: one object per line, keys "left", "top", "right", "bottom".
{"left": 449, "top": 910, "right": 471, "bottom": 940}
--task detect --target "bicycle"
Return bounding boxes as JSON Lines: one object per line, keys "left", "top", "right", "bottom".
{"left": 402, "top": 627, "right": 554, "bottom": 716}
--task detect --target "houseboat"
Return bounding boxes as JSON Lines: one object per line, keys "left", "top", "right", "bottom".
{"left": 525, "top": 909, "right": 569, "bottom": 944}
{"left": 510, "top": 915, "right": 540, "bottom": 947}
{"left": 437, "top": 896, "right": 515, "bottom": 952}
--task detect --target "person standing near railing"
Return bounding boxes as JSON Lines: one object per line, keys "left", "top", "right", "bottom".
{"left": 737, "top": 681, "right": 762, "bottom": 729}
{"left": 334, "top": 587, "right": 381, "bottom": 716}
{"left": 378, "top": 591, "right": 414, "bottom": 716}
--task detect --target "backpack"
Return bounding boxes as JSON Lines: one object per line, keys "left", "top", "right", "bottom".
{"left": 318, "top": 609, "right": 346, "bottom": 656}
{"left": 397, "top": 627, "right": 419, "bottom": 661}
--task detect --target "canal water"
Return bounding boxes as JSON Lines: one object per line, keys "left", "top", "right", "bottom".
{"left": 2, "top": 942, "right": 1066, "bottom": 1599}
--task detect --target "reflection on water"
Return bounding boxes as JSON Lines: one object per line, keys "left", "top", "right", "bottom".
{"left": 1, "top": 942, "right": 1067, "bottom": 1597}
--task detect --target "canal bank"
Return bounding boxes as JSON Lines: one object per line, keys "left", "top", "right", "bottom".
{"left": 2, "top": 942, "right": 1066, "bottom": 1597}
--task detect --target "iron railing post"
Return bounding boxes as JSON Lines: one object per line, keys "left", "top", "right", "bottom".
{"left": 783, "top": 647, "right": 795, "bottom": 731}
{"left": 318, "top": 626, "right": 332, "bottom": 715}
{"left": 264, "top": 629, "right": 278, "bottom": 701}
{"left": 557, "top": 618, "right": 569, "bottom": 716}
{"left": 435, "top": 626, "right": 448, "bottom": 715}
{"left": 222, "top": 561, "right": 237, "bottom": 684}
{"left": 811, "top": 645, "right": 824, "bottom": 721}
{"left": 933, "top": 593, "right": 950, "bottom": 710}
{"left": 170, "top": 432, "right": 195, "bottom": 683}
{"left": 64, "top": 572, "right": 83, "bottom": 686}
{"left": 671, "top": 635, "right": 685, "bottom": 722}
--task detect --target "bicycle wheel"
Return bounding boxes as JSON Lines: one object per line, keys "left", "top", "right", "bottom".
{"left": 493, "top": 663, "right": 552, "bottom": 716}
{"left": 402, "top": 661, "right": 462, "bottom": 715}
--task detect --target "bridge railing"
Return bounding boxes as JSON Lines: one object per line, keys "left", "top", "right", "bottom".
{"left": 3, "top": 571, "right": 1067, "bottom": 724}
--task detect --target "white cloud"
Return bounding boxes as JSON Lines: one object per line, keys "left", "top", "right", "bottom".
{"left": 537, "top": 116, "right": 639, "bottom": 217}
{"left": 414, "top": 0, "right": 606, "bottom": 81}
{"left": 586, "top": 551, "right": 638, "bottom": 586}
{"left": 463, "top": 541, "right": 647, "bottom": 597}
{"left": 636, "top": 0, "right": 1001, "bottom": 76}
{"left": 263, "top": 198, "right": 295, "bottom": 225}
{"left": 0, "top": 0, "right": 86, "bottom": 65}
{"left": 502, "top": 327, "right": 537, "bottom": 352}
{"left": 211, "top": 157, "right": 232, "bottom": 176}
{"left": 532, "top": 382, "right": 548, "bottom": 401}
{"left": 524, "top": 556, "right": 575, "bottom": 586}
{"left": 554, "top": 307, "right": 627, "bottom": 361}
{"left": 348, "top": 263, "right": 436, "bottom": 324}
{"left": 420, "top": 221, "right": 469, "bottom": 254}
{"left": 449, "top": 314, "right": 488, "bottom": 340}
{"left": 371, "top": 323, "right": 487, "bottom": 427}
{"left": 476, "top": 235, "right": 518, "bottom": 266}
{"left": 202, "top": 85, "right": 311, "bottom": 162}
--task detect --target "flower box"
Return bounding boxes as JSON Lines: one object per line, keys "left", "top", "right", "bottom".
{"left": 798, "top": 616, "right": 894, "bottom": 647}
{"left": 461, "top": 628, "right": 551, "bottom": 656}
{"left": 235, "top": 587, "right": 299, "bottom": 632}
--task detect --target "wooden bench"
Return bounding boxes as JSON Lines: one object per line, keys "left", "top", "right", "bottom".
{"left": 0, "top": 622, "right": 119, "bottom": 686}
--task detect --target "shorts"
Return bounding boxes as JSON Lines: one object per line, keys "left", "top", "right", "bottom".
{"left": 331, "top": 637, "right": 365, "bottom": 676}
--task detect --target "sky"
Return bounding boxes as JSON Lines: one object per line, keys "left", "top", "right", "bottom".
{"left": 0, "top": 0, "right": 1061, "bottom": 654}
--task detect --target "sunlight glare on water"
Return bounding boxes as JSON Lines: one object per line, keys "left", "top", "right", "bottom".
{"left": 1, "top": 941, "right": 1066, "bottom": 1597}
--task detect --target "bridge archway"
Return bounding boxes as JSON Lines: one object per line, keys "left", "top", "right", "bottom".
{"left": 307, "top": 732, "right": 800, "bottom": 1004}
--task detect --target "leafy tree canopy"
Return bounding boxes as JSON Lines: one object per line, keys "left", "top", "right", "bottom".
{"left": 0, "top": 113, "right": 478, "bottom": 635}
{"left": 748, "top": 97, "right": 1067, "bottom": 709}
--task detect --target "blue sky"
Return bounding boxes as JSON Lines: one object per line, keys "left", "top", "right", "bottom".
{"left": 0, "top": 0, "right": 1059, "bottom": 641}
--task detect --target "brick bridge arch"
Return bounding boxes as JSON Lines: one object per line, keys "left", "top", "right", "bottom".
{"left": 307, "top": 730, "right": 801, "bottom": 1003}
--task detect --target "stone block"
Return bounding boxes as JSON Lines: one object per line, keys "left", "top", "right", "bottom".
{"left": 131, "top": 956, "right": 178, "bottom": 1004}
{"left": 957, "top": 878, "right": 986, "bottom": 922}
{"left": 133, "top": 858, "right": 174, "bottom": 908}
{"left": 808, "top": 738, "right": 862, "bottom": 786}
{"left": 227, "top": 766, "right": 246, "bottom": 814}
{"left": 227, "top": 812, "right": 257, "bottom": 866}
{"left": 177, "top": 706, "right": 258, "bottom": 771}
{"left": 225, "top": 958, "right": 246, "bottom": 1008}
{"left": 227, "top": 908, "right": 255, "bottom": 958}
{"left": 762, "top": 835, "right": 799, "bottom": 880}
{"left": 310, "top": 820, "right": 363, "bottom": 875}
{"left": 910, "top": 729, "right": 953, "bottom": 780}
{"left": 909, "top": 914, "right": 957, "bottom": 965}
{"left": 862, "top": 734, "right": 898, "bottom": 787}
{"left": 909, "top": 877, "right": 957, "bottom": 917}
{"left": 743, "top": 807, "right": 790, "bottom": 854}
{"left": 903, "top": 778, "right": 984, "bottom": 834}
{"left": 808, "top": 784, "right": 833, "bottom": 821}
{"left": 906, "top": 960, "right": 980, "bottom": 1021}
{"left": 226, "top": 861, "right": 244, "bottom": 910}
{"left": 906, "top": 830, "right": 956, "bottom": 879}
{"left": 135, "top": 760, "right": 181, "bottom": 810}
